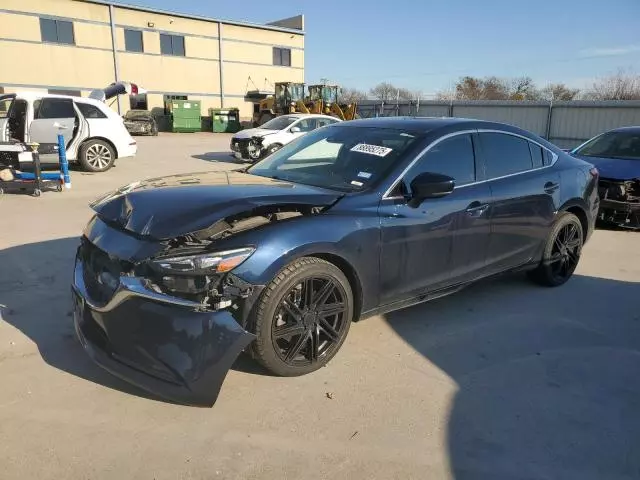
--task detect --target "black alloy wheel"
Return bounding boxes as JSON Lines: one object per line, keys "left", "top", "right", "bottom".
{"left": 529, "top": 212, "right": 583, "bottom": 287}
{"left": 273, "top": 276, "right": 347, "bottom": 365}
{"left": 549, "top": 222, "right": 582, "bottom": 281}
{"left": 252, "top": 257, "right": 353, "bottom": 376}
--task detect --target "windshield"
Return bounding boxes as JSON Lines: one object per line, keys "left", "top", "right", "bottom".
{"left": 0, "top": 95, "right": 15, "bottom": 119}
{"left": 261, "top": 116, "right": 298, "bottom": 130}
{"left": 575, "top": 130, "right": 640, "bottom": 161}
{"left": 125, "top": 110, "right": 151, "bottom": 119}
{"left": 247, "top": 125, "right": 420, "bottom": 192}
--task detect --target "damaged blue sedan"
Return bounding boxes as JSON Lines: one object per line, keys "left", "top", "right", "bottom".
{"left": 72, "top": 117, "right": 600, "bottom": 406}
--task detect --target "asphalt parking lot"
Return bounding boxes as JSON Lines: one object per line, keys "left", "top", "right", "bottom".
{"left": 1, "top": 132, "right": 639, "bottom": 480}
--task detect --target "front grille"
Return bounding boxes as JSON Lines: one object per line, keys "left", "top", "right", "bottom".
{"left": 232, "top": 138, "right": 252, "bottom": 157}
{"left": 80, "top": 238, "right": 132, "bottom": 303}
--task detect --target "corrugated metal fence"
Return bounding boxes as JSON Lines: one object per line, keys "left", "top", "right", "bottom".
{"left": 356, "top": 100, "right": 640, "bottom": 149}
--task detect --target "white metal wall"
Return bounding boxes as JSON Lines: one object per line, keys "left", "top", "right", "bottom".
{"left": 357, "top": 100, "right": 640, "bottom": 148}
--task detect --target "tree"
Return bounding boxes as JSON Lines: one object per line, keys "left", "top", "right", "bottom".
{"left": 452, "top": 76, "right": 511, "bottom": 100}
{"left": 539, "top": 83, "right": 581, "bottom": 101}
{"left": 338, "top": 87, "right": 367, "bottom": 104}
{"left": 443, "top": 75, "right": 582, "bottom": 101}
{"left": 584, "top": 69, "right": 640, "bottom": 100}
{"left": 509, "top": 76, "right": 541, "bottom": 100}
{"left": 369, "top": 82, "right": 397, "bottom": 102}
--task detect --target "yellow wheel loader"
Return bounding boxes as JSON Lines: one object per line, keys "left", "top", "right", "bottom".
{"left": 252, "top": 82, "right": 309, "bottom": 126}
{"left": 306, "top": 84, "right": 360, "bottom": 121}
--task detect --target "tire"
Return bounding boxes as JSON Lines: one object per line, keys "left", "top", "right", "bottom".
{"left": 79, "top": 139, "right": 116, "bottom": 172}
{"left": 528, "top": 211, "right": 583, "bottom": 287}
{"left": 251, "top": 257, "right": 354, "bottom": 377}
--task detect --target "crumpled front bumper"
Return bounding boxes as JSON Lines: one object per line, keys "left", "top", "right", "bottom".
{"left": 71, "top": 254, "right": 257, "bottom": 407}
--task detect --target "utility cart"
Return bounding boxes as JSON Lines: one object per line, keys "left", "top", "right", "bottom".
{"left": 0, "top": 142, "right": 63, "bottom": 197}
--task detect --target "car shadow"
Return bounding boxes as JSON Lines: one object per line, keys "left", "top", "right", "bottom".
{"left": 192, "top": 152, "right": 247, "bottom": 165}
{"left": 381, "top": 273, "right": 640, "bottom": 479}
{"left": 0, "top": 237, "right": 186, "bottom": 405}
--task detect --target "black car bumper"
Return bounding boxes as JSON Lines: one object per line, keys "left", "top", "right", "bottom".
{"left": 71, "top": 255, "right": 256, "bottom": 407}
{"left": 598, "top": 198, "right": 640, "bottom": 228}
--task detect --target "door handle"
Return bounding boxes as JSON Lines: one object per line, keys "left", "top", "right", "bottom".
{"left": 53, "top": 122, "right": 69, "bottom": 130}
{"left": 466, "top": 201, "right": 489, "bottom": 217}
{"left": 544, "top": 181, "right": 559, "bottom": 194}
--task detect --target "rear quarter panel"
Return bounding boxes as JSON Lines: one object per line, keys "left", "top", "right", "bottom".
{"left": 86, "top": 103, "right": 136, "bottom": 158}
{"left": 556, "top": 153, "right": 598, "bottom": 235}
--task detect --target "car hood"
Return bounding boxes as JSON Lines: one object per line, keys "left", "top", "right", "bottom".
{"left": 232, "top": 128, "right": 279, "bottom": 140}
{"left": 572, "top": 154, "right": 640, "bottom": 180}
{"left": 90, "top": 170, "right": 342, "bottom": 240}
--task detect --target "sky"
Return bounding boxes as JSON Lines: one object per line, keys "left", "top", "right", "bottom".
{"left": 117, "top": 0, "right": 640, "bottom": 97}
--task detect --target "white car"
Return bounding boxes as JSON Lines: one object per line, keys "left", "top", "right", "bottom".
{"left": 0, "top": 82, "right": 142, "bottom": 172}
{"left": 230, "top": 113, "right": 341, "bottom": 162}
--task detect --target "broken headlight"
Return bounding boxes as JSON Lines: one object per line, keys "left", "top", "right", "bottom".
{"left": 151, "top": 247, "right": 255, "bottom": 275}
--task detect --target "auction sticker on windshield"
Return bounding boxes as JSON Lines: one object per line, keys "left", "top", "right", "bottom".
{"left": 350, "top": 144, "right": 393, "bottom": 157}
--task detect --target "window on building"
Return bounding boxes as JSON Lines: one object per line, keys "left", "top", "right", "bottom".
{"left": 40, "top": 18, "right": 75, "bottom": 45}
{"left": 76, "top": 102, "right": 107, "bottom": 119}
{"left": 273, "top": 47, "right": 291, "bottom": 66}
{"left": 130, "top": 94, "right": 148, "bottom": 110}
{"left": 34, "top": 98, "right": 76, "bottom": 119}
{"left": 479, "top": 132, "right": 534, "bottom": 179}
{"left": 160, "top": 34, "right": 185, "bottom": 56}
{"left": 125, "top": 29, "right": 144, "bottom": 52}
{"left": 47, "top": 89, "right": 81, "bottom": 97}
{"left": 409, "top": 134, "right": 477, "bottom": 187}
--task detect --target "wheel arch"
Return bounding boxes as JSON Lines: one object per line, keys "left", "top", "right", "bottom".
{"left": 308, "top": 252, "right": 364, "bottom": 323}
{"left": 558, "top": 199, "right": 590, "bottom": 242}
{"left": 80, "top": 136, "right": 119, "bottom": 159}
{"left": 239, "top": 243, "right": 367, "bottom": 324}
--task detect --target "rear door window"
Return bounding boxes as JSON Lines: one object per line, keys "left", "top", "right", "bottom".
{"left": 528, "top": 142, "right": 544, "bottom": 168}
{"left": 76, "top": 102, "right": 107, "bottom": 119}
{"left": 479, "top": 132, "right": 533, "bottom": 179}
{"left": 35, "top": 98, "right": 75, "bottom": 119}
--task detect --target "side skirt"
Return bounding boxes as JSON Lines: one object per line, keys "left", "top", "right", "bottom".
{"left": 358, "top": 260, "right": 539, "bottom": 321}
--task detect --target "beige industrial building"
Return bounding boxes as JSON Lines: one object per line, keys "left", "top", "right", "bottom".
{"left": 0, "top": 0, "right": 305, "bottom": 120}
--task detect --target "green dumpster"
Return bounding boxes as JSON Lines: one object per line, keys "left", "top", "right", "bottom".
{"left": 211, "top": 108, "right": 242, "bottom": 133}
{"left": 168, "top": 100, "right": 202, "bottom": 133}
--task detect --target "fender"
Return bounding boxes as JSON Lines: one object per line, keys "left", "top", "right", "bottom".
{"left": 223, "top": 213, "right": 382, "bottom": 312}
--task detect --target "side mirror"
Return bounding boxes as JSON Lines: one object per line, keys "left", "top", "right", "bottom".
{"left": 290, "top": 126, "right": 301, "bottom": 133}
{"left": 408, "top": 172, "right": 455, "bottom": 207}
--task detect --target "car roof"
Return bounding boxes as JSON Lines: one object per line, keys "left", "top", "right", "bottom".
{"left": 340, "top": 116, "right": 485, "bottom": 131}
{"left": 11, "top": 91, "right": 106, "bottom": 107}
{"left": 282, "top": 114, "right": 340, "bottom": 120}
{"left": 340, "top": 116, "right": 544, "bottom": 135}
{"left": 607, "top": 125, "right": 640, "bottom": 133}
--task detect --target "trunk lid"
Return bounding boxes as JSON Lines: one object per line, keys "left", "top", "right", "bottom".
{"left": 89, "top": 81, "right": 147, "bottom": 102}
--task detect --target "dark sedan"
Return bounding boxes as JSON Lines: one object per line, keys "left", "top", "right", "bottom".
{"left": 71, "top": 117, "right": 600, "bottom": 407}
{"left": 569, "top": 126, "right": 640, "bottom": 228}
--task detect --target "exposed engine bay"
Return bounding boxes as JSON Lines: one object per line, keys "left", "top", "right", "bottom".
{"left": 81, "top": 203, "right": 326, "bottom": 326}
{"left": 597, "top": 177, "right": 640, "bottom": 228}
